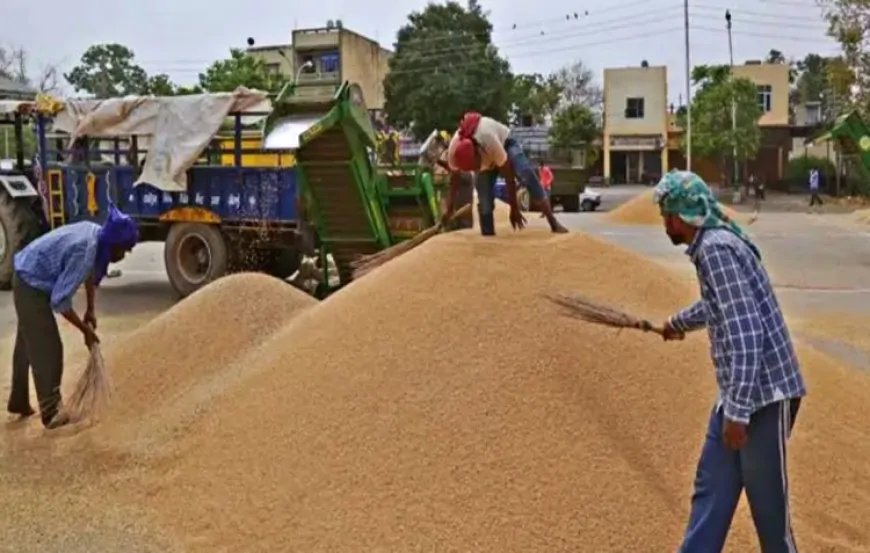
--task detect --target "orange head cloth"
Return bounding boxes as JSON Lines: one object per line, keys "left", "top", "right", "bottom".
{"left": 452, "top": 112, "right": 483, "bottom": 171}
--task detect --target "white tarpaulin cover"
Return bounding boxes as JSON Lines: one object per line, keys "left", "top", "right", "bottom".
{"left": 51, "top": 88, "right": 272, "bottom": 192}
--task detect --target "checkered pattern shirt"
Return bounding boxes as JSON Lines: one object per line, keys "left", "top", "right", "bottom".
{"left": 669, "top": 228, "right": 806, "bottom": 424}
{"left": 14, "top": 221, "right": 101, "bottom": 313}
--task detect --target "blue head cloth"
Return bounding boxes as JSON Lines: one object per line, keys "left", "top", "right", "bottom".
{"left": 94, "top": 204, "right": 139, "bottom": 285}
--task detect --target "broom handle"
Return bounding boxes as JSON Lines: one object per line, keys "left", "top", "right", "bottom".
{"left": 638, "top": 320, "right": 666, "bottom": 336}
{"left": 440, "top": 203, "right": 473, "bottom": 228}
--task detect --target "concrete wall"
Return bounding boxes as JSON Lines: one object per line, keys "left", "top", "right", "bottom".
{"left": 247, "top": 45, "right": 294, "bottom": 78}
{"left": 604, "top": 66, "right": 668, "bottom": 135}
{"left": 339, "top": 30, "right": 390, "bottom": 110}
{"left": 293, "top": 28, "right": 340, "bottom": 50}
{"left": 732, "top": 63, "right": 790, "bottom": 126}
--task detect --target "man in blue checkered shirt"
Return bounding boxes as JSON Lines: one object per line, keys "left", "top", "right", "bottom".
{"left": 8, "top": 205, "right": 138, "bottom": 429}
{"left": 653, "top": 171, "right": 806, "bottom": 553}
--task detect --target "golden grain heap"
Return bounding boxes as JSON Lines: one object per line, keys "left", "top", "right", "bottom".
{"left": 2, "top": 228, "right": 870, "bottom": 552}
{"left": 607, "top": 188, "right": 745, "bottom": 226}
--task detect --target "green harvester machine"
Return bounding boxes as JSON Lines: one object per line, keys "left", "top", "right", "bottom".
{"left": 263, "top": 80, "right": 441, "bottom": 294}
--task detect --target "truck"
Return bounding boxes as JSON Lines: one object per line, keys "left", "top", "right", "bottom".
{"left": 0, "top": 82, "right": 444, "bottom": 298}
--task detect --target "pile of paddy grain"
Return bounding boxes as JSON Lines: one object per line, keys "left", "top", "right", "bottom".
{"left": 852, "top": 208, "right": 870, "bottom": 224}
{"left": 608, "top": 188, "right": 745, "bottom": 226}
{"left": 124, "top": 230, "right": 870, "bottom": 552}
{"left": 89, "top": 272, "right": 316, "bottom": 449}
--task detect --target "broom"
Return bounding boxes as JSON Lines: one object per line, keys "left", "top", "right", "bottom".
{"left": 63, "top": 342, "right": 113, "bottom": 423}
{"left": 544, "top": 292, "right": 680, "bottom": 338}
{"left": 351, "top": 204, "right": 473, "bottom": 279}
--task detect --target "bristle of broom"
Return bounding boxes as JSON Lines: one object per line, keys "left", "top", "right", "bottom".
{"left": 351, "top": 204, "right": 473, "bottom": 278}
{"left": 63, "top": 344, "right": 113, "bottom": 424}
{"left": 544, "top": 292, "right": 661, "bottom": 335}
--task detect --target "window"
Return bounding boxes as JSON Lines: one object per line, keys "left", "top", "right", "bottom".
{"left": 320, "top": 52, "right": 340, "bottom": 73}
{"left": 265, "top": 63, "right": 281, "bottom": 76}
{"left": 625, "top": 97, "right": 645, "bottom": 119}
{"left": 301, "top": 55, "right": 316, "bottom": 73}
{"left": 757, "top": 85, "right": 772, "bottom": 113}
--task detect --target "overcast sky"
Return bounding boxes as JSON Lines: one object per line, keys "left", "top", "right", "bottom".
{"left": 6, "top": 0, "right": 839, "bottom": 105}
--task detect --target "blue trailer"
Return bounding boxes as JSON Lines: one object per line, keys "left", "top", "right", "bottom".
{"left": 0, "top": 95, "right": 311, "bottom": 297}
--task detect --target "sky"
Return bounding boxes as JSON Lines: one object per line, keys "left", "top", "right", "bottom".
{"left": 5, "top": 0, "right": 841, "bottom": 106}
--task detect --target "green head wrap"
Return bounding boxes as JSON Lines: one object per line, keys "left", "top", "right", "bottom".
{"left": 652, "top": 170, "right": 759, "bottom": 258}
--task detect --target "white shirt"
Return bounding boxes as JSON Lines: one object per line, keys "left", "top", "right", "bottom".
{"left": 447, "top": 117, "right": 511, "bottom": 171}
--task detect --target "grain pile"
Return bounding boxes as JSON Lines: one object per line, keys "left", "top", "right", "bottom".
{"left": 90, "top": 272, "right": 316, "bottom": 450}
{"left": 117, "top": 230, "right": 870, "bottom": 552}
{"left": 607, "top": 188, "right": 744, "bottom": 226}
{"left": 852, "top": 208, "right": 870, "bottom": 224}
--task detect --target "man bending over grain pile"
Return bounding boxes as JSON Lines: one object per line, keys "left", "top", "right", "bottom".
{"left": 7, "top": 205, "right": 138, "bottom": 429}
{"left": 443, "top": 112, "right": 568, "bottom": 236}
{"left": 654, "top": 170, "right": 806, "bottom": 553}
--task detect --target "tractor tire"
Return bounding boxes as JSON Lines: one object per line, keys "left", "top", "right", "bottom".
{"left": 517, "top": 188, "right": 531, "bottom": 212}
{"left": 0, "top": 192, "right": 44, "bottom": 291}
{"left": 562, "top": 194, "right": 582, "bottom": 213}
{"left": 164, "top": 223, "right": 229, "bottom": 298}
{"left": 264, "top": 248, "right": 301, "bottom": 280}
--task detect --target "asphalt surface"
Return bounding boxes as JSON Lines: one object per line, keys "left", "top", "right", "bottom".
{"left": 1, "top": 185, "right": 868, "bottom": 371}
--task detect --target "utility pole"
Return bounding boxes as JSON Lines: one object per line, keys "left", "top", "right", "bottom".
{"left": 684, "top": 0, "right": 692, "bottom": 171}
{"left": 726, "top": 9, "right": 740, "bottom": 202}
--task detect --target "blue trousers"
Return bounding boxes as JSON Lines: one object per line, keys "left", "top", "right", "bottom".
{"left": 476, "top": 137, "right": 548, "bottom": 219}
{"left": 679, "top": 399, "right": 801, "bottom": 553}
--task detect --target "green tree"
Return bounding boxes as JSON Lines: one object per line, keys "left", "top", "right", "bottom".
{"left": 819, "top": 0, "right": 870, "bottom": 114}
{"left": 384, "top": 0, "right": 514, "bottom": 140}
{"left": 548, "top": 104, "right": 599, "bottom": 165}
{"left": 677, "top": 69, "right": 762, "bottom": 178}
{"left": 198, "top": 49, "right": 279, "bottom": 93}
{"left": 65, "top": 43, "right": 150, "bottom": 98}
{"left": 144, "top": 73, "right": 177, "bottom": 96}
{"left": 509, "top": 73, "right": 562, "bottom": 126}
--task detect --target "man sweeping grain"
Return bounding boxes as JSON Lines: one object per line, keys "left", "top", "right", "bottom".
{"left": 654, "top": 170, "right": 806, "bottom": 553}
{"left": 444, "top": 112, "right": 568, "bottom": 235}
{"left": 7, "top": 205, "right": 138, "bottom": 429}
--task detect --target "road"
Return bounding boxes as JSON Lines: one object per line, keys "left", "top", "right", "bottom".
{"left": 1, "top": 185, "right": 868, "bottom": 371}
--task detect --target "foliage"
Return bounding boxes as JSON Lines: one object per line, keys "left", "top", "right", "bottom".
{"left": 509, "top": 73, "right": 562, "bottom": 126}
{"left": 786, "top": 155, "right": 836, "bottom": 192}
{"left": 691, "top": 65, "right": 731, "bottom": 88}
{"left": 549, "top": 104, "right": 599, "bottom": 148}
{"left": 198, "top": 49, "right": 279, "bottom": 93}
{"left": 551, "top": 60, "right": 603, "bottom": 112}
{"left": 384, "top": 0, "right": 513, "bottom": 140}
{"left": 0, "top": 45, "right": 60, "bottom": 94}
{"left": 65, "top": 44, "right": 150, "bottom": 98}
{"left": 144, "top": 74, "right": 177, "bottom": 96}
{"left": 819, "top": 0, "right": 870, "bottom": 115}
{"left": 677, "top": 69, "right": 762, "bottom": 165}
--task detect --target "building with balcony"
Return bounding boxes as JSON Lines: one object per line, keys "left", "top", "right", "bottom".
{"left": 249, "top": 23, "right": 391, "bottom": 114}
{"left": 603, "top": 64, "right": 669, "bottom": 184}
{"left": 246, "top": 44, "right": 295, "bottom": 78}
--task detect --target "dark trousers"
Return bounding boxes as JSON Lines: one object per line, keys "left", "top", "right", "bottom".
{"left": 809, "top": 192, "right": 823, "bottom": 206}
{"left": 679, "top": 399, "right": 801, "bottom": 553}
{"left": 8, "top": 272, "right": 64, "bottom": 426}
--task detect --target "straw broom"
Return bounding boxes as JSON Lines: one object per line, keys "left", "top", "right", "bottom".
{"left": 63, "top": 343, "right": 113, "bottom": 423}
{"left": 545, "top": 292, "right": 683, "bottom": 338}
{"left": 351, "top": 204, "right": 473, "bottom": 279}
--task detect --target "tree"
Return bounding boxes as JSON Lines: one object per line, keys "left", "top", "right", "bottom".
{"left": 551, "top": 60, "right": 603, "bottom": 111}
{"left": 549, "top": 104, "right": 599, "bottom": 165}
{"left": 509, "top": 73, "right": 562, "bottom": 126}
{"left": 677, "top": 68, "right": 762, "bottom": 181}
{"left": 765, "top": 49, "right": 787, "bottom": 65}
{"left": 65, "top": 43, "right": 150, "bottom": 98}
{"left": 384, "top": 0, "right": 514, "bottom": 140}
{"left": 144, "top": 74, "right": 177, "bottom": 96}
{"left": 0, "top": 45, "right": 60, "bottom": 95}
{"left": 198, "top": 49, "right": 279, "bottom": 93}
{"left": 819, "top": 0, "right": 870, "bottom": 115}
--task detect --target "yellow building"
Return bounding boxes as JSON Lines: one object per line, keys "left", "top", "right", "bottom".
{"left": 732, "top": 61, "right": 790, "bottom": 127}
{"left": 248, "top": 23, "right": 391, "bottom": 113}
{"left": 603, "top": 65, "right": 669, "bottom": 184}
